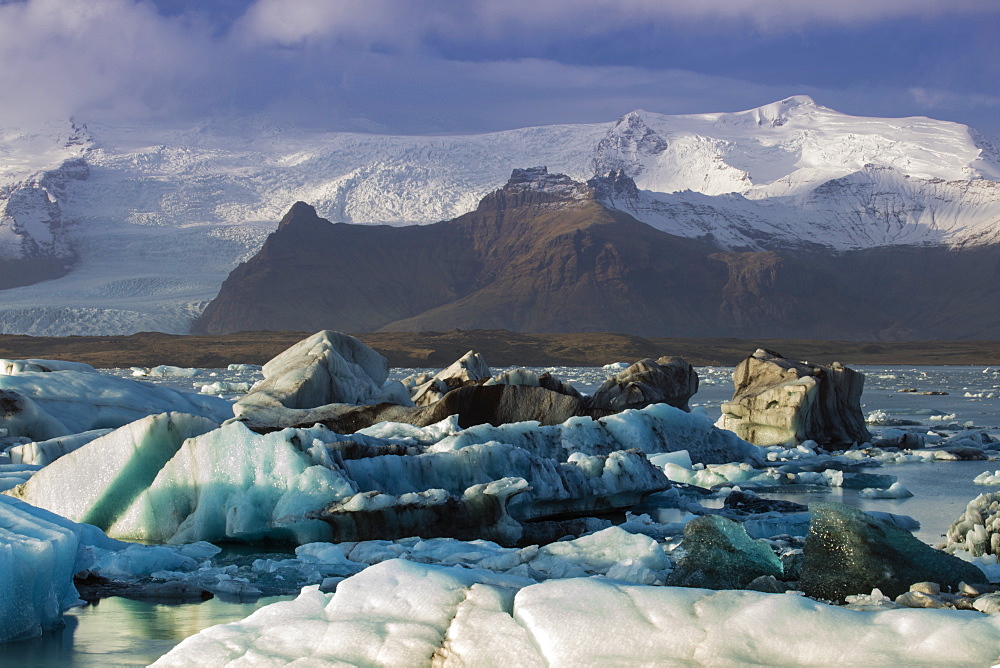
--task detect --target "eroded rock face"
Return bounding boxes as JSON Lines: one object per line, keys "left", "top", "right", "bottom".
{"left": 667, "top": 514, "right": 783, "bottom": 590}
{"left": 800, "top": 502, "right": 986, "bottom": 602}
{"left": 591, "top": 356, "right": 698, "bottom": 412}
{"left": 717, "top": 349, "right": 870, "bottom": 447}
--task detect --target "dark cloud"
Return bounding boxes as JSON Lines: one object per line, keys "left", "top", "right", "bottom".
{"left": 0, "top": 0, "right": 996, "bottom": 138}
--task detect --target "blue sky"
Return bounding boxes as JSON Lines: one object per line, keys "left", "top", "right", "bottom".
{"left": 1, "top": 0, "right": 997, "bottom": 137}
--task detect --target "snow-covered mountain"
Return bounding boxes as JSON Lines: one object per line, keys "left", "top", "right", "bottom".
{"left": 0, "top": 96, "right": 998, "bottom": 335}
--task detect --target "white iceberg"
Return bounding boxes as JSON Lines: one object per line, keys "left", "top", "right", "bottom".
{"left": 6, "top": 413, "right": 220, "bottom": 529}
{"left": 0, "top": 369, "right": 233, "bottom": 436}
{"left": 234, "top": 330, "right": 413, "bottom": 426}
{"left": 153, "top": 558, "right": 1000, "bottom": 666}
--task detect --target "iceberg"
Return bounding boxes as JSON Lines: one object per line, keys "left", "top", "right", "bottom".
{"left": 6, "top": 413, "right": 220, "bottom": 529}
{"left": 0, "top": 495, "right": 83, "bottom": 642}
{"left": 234, "top": 330, "right": 412, "bottom": 426}
{"left": 153, "top": 558, "right": 1000, "bottom": 667}
{"left": 0, "top": 369, "right": 233, "bottom": 436}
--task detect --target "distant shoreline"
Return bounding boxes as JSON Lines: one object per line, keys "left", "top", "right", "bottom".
{"left": 1, "top": 330, "right": 999, "bottom": 369}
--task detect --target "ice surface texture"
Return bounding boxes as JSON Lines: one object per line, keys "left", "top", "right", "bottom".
{"left": 801, "top": 502, "right": 986, "bottom": 601}
{"left": 668, "top": 514, "right": 783, "bottom": 589}
{"left": 0, "top": 368, "right": 232, "bottom": 437}
{"left": 153, "top": 558, "right": 1000, "bottom": 667}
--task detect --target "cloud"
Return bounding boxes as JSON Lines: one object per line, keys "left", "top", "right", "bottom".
{"left": 0, "top": 0, "right": 996, "bottom": 139}
{"left": 232, "top": 0, "right": 1000, "bottom": 46}
{"left": 0, "top": 0, "right": 221, "bottom": 125}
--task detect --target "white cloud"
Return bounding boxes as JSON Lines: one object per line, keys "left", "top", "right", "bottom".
{"left": 0, "top": 0, "right": 220, "bottom": 125}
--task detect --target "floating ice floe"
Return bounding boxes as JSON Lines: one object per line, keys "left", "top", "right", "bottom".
{"left": 858, "top": 482, "right": 914, "bottom": 499}
{"left": 0, "top": 359, "right": 98, "bottom": 375}
{"left": 152, "top": 558, "right": 1000, "bottom": 667}
{"left": 8, "top": 416, "right": 671, "bottom": 545}
{"left": 0, "top": 367, "right": 233, "bottom": 437}
{"left": 976, "top": 471, "right": 1000, "bottom": 485}
{"left": 131, "top": 365, "right": 203, "bottom": 378}
{"left": 0, "top": 491, "right": 260, "bottom": 641}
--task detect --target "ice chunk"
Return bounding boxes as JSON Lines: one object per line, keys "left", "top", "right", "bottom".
{"left": 156, "top": 559, "right": 1000, "bottom": 666}
{"left": 718, "top": 349, "right": 870, "bottom": 447}
{"left": 0, "top": 388, "right": 72, "bottom": 441}
{"left": 109, "top": 422, "right": 359, "bottom": 544}
{"left": 858, "top": 482, "right": 913, "bottom": 499}
{"left": 0, "top": 359, "right": 97, "bottom": 375}
{"left": 5, "top": 428, "right": 113, "bottom": 466}
{"left": 152, "top": 560, "right": 532, "bottom": 667}
{"left": 668, "top": 515, "right": 783, "bottom": 589}
{"left": 411, "top": 350, "right": 492, "bottom": 406}
{"left": 802, "top": 502, "right": 987, "bottom": 601}
{"left": 974, "top": 470, "right": 1000, "bottom": 485}
{"left": 0, "top": 370, "right": 232, "bottom": 434}
{"left": 6, "top": 413, "right": 220, "bottom": 530}
{"left": 310, "top": 478, "right": 528, "bottom": 546}
{"left": 945, "top": 491, "right": 1000, "bottom": 557}
{"left": 531, "top": 526, "right": 671, "bottom": 582}
{"left": 342, "top": 441, "right": 670, "bottom": 522}
{"left": 0, "top": 495, "right": 83, "bottom": 642}
{"left": 431, "top": 402, "right": 762, "bottom": 466}
{"left": 234, "top": 330, "right": 411, "bottom": 425}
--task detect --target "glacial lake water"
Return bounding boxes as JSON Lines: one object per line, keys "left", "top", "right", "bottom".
{"left": 6, "top": 364, "right": 1000, "bottom": 664}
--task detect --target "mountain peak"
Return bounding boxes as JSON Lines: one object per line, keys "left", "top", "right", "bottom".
{"left": 739, "top": 95, "right": 820, "bottom": 127}
{"left": 500, "top": 167, "right": 592, "bottom": 200}
{"left": 277, "top": 201, "right": 324, "bottom": 230}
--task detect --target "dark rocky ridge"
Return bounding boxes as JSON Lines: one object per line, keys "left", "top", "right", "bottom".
{"left": 172, "top": 169, "right": 1000, "bottom": 340}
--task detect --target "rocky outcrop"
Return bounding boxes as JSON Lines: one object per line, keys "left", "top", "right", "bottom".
{"left": 192, "top": 166, "right": 1000, "bottom": 340}
{"left": 717, "top": 349, "right": 870, "bottom": 447}
{"left": 192, "top": 170, "right": 729, "bottom": 336}
{"left": 590, "top": 356, "right": 697, "bottom": 411}
{"left": 800, "top": 502, "right": 986, "bottom": 602}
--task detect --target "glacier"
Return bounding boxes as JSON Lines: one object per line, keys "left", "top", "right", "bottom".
{"left": 1, "top": 96, "right": 999, "bottom": 334}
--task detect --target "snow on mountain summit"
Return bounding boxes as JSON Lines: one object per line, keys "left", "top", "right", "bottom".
{"left": 0, "top": 98, "right": 998, "bottom": 335}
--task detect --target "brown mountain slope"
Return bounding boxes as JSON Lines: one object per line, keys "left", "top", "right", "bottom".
{"left": 193, "top": 169, "right": 1000, "bottom": 340}
{"left": 195, "top": 169, "right": 742, "bottom": 336}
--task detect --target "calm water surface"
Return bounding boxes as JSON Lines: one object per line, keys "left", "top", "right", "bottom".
{"left": 2, "top": 596, "right": 291, "bottom": 667}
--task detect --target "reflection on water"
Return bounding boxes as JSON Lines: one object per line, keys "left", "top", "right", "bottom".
{"left": 2, "top": 595, "right": 291, "bottom": 667}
